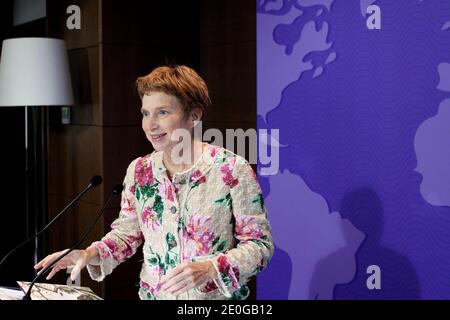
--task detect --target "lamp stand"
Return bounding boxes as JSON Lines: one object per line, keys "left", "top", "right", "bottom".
{"left": 25, "top": 106, "right": 44, "bottom": 269}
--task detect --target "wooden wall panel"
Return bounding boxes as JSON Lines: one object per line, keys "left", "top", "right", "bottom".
{"left": 201, "top": 42, "right": 256, "bottom": 123}
{"left": 101, "top": 1, "right": 200, "bottom": 47}
{"left": 200, "top": 0, "right": 255, "bottom": 47}
{"left": 68, "top": 47, "right": 101, "bottom": 126}
{"left": 46, "top": 125, "right": 103, "bottom": 205}
{"left": 46, "top": 196, "right": 103, "bottom": 251}
{"left": 47, "top": 0, "right": 99, "bottom": 50}
{"left": 102, "top": 44, "right": 163, "bottom": 127}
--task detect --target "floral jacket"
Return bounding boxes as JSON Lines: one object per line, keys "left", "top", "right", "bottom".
{"left": 86, "top": 143, "right": 274, "bottom": 300}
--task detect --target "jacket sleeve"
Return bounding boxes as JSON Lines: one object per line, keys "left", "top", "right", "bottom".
{"left": 86, "top": 158, "right": 144, "bottom": 281}
{"left": 209, "top": 157, "right": 274, "bottom": 298}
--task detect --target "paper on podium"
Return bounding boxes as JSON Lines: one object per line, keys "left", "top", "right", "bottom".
{"left": 0, "top": 286, "right": 24, "bottom": 300}
{"left": 17, "top": 281, "right": 103, "bottom": 300}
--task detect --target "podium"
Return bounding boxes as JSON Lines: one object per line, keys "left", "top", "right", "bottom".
{"left": 0, "top": 282, "right": 102, "bottom": 300}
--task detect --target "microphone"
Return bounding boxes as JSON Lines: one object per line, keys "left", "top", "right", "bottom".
{"left": 0, "top": 175, "right": 102, "bottom": 273}
{"left": 23, "top": 183, "right": 124, "bottom": 300}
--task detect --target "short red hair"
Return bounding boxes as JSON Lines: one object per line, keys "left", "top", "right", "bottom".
{"left": 136, "top": 65, "right": 211, "bottom": 118}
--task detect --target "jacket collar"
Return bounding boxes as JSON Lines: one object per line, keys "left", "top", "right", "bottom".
{"left": 151, "top": 143, "right": 222, "bottom": 183}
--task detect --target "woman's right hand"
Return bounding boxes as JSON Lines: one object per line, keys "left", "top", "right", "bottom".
{"left": 34, "top": 247, "right": 98, "bottom": 281}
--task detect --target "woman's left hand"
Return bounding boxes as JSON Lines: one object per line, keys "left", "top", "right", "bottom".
{"left": 160, "top": 261, "right": 216, "bottom": 296}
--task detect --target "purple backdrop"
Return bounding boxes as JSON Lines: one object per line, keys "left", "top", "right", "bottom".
{"left": 256, "top": 0, "right": 450, "bottom": 299}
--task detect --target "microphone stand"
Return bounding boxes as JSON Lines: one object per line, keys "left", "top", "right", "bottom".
{"left": 23, "top": 184, "right": 123, "bottom": 300}
{"left": 0, "top": 176, "right": 102, "bottom": 273}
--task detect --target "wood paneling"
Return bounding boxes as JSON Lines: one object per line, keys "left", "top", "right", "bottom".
{"left": 47, "top": 0, "right": 99, "bottom": 50}
{"left": 46, "top": 125, "right": 103, "bottom": 205}
{"left": 200, "top": 0, "right": 256, "bottom": 47}
{"left": 201, "top": 42, "right": 256, "bottom": 124}
{"left": 68, "top": 47, "right": 101, "bottom": 126}
{"left": 102, "top": 44, "right": 163, "bottom": 126}
{"left": 101, "top": 1, "right": 200, "bottom": 48}
{"left": 46, "top": 196, "right": 103, "bottom": 251}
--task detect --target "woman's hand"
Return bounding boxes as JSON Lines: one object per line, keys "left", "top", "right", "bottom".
{"left": 34, "top": 247, "right": 98, "bottom": 281}
{"left": 160, "top": 261, "right": 217, "bottom": 296}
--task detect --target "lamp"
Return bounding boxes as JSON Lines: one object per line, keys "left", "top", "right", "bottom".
{"left": 0, "top": 38, "right": 74, "bottom": 269}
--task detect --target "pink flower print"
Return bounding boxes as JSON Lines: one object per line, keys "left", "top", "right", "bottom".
{"left": 120, "top": 195, "right": 136, "bottom": 215}
{"left": 210, "top": 146, "right": 218, "bottom": 158}
{"left": 130, "top": 185, "right": 136, "bottom": 195}
{"left": 199, "top": 280, "right": 218, "bottom": 293}
{"left": 126, "top": 233, "right": 143, "bottom": 245}
{"left": 103, "top": 239, "right": 128, "bottom": 262}
{"left": 217, "top": 255, "right": 240, "bottom": 289}
{"left": 158, "top": 177, "right": 175, "bottom": 202}
{"left": 166, "top": 184, "right": 174, "bottom": 201}
{"left": 190, "top": 169, "right": 206, "bottom": 186}
{"left": 231, "top": 266, "right": 240, "bottom": 287}
{"left": 140, "top": 276, "right": 162, "bottom": 297}
{"left": 96, "top": 242, "right": 112, "bottom": 260}
{"left": 186, "top": 215, "right": 212, "bottom": 234}
{"left": 183, "top": 231, "right": 215, "bottom": 259}
{"left": 182, "top": 215, "right": 215, "bottom": 259}
{"left": 141, "top": 206, "right": 161, "bottom": 231}
{"left": 141, "top": 280, "right": 150, "bottom": 291}
{"left": 121, "top": 245, "right": 132, "bottom": 260}
{"left": 103, "top": 239, "right": 118, "bottom": 254}
{"left": 135, "top": 158, "right": 154, "bottom": 187}
{"left": 220, "top": 164, "right": 238, "bottom": 188}
{"left": 235, "top": 216, "right": 264, "bottom": 240}
{"left": 147, "top": 265, "right": 163, "bottom": 291}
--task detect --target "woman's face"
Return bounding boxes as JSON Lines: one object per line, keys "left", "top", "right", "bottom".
{"left": 141, "top": 91, "right": 194, "bottom": 153}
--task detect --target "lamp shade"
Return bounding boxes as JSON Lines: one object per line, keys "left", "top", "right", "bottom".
{"left": 0, "top": 38, "right": 74, "bottom": 107}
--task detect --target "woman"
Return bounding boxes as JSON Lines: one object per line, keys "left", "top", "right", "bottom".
{"left": 34, "top": 65, "right": 274, "bottom": 300}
